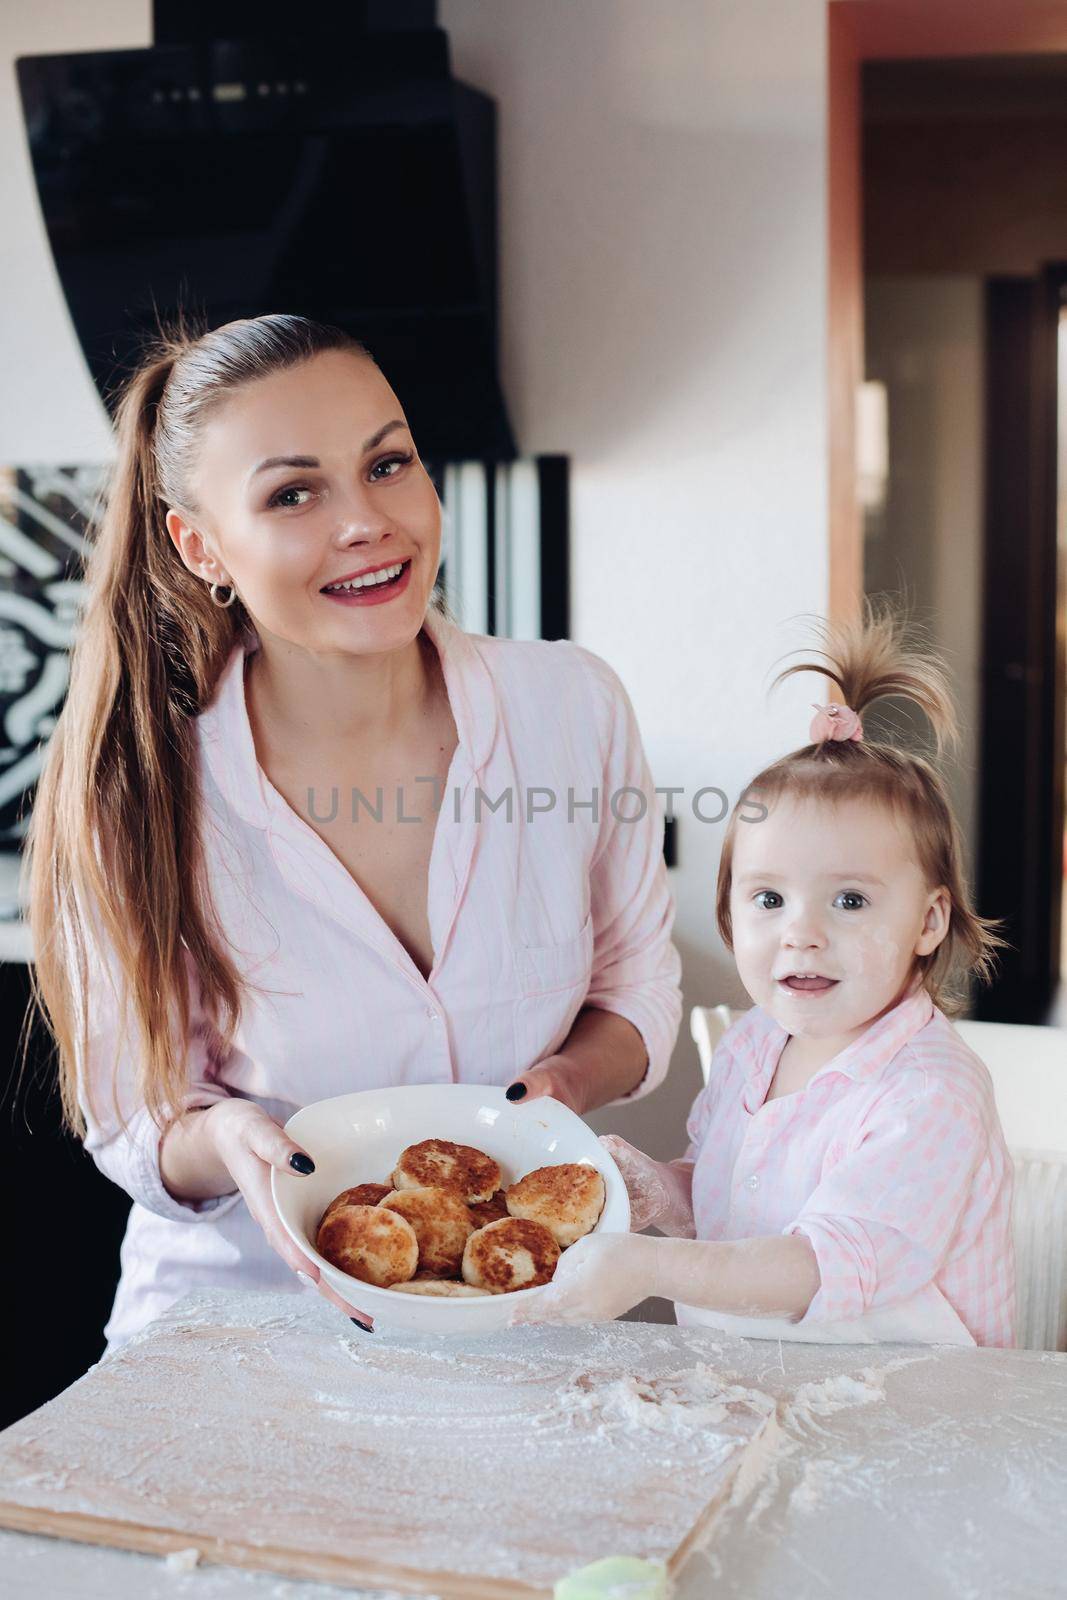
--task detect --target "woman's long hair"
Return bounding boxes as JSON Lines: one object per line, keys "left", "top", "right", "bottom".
{"left": 715, "top": 600, "right": 1007, "bottom": 1014}
{"left": 23, "top": 312, "right": 438, "bottom": 1140}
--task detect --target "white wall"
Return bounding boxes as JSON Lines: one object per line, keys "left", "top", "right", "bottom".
{"left": 2, "top": 1, "right": 831, "bottom": 1156}
{"left": 442, "top": 0, "right": 830, "bottom": 1153}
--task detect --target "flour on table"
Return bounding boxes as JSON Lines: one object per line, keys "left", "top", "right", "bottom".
{"left": 708, "top": 1353, "right": 931, "bottom": 1531}
{"left": 784, "top": 1353, "right": 930, "bottom": 1429}
{"left": 0, "top": 1290, "right": 773, "bottom": 1591}
{"left": 1, "top": 1289, "right": 969, "bottom": 1597}
{"left": 552, "top": 1363, "right": 776, "bottom": 1437}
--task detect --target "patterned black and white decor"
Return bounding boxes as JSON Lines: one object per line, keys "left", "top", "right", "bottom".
{"left": 0, "top": 466, "right": 102, "bottom": 916}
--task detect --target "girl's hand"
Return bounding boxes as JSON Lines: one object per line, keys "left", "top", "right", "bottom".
{"left": 598, "top": 1134, "right": 672, "bottom": 1231}
{"left": 598, "top": 1135, "right": 696, "bottom": 1236}
{"left": 508, "top": 1232, "right": 659, "bottom": 1326}
{"left": 202, "top": 1100, "right": 375, "bottom": 1328}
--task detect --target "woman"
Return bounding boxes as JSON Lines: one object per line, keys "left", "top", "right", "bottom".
{"left": 26, "top": 314, "right": 682, "bottom": 1348}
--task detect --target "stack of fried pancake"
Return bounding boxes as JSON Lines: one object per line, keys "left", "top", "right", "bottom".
{"left": 314, "top": 1137, "right": 606, "bottom": 1297}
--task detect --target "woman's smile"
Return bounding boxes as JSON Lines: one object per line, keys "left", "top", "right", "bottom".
{"left": 320, "top": 557, "right": 413, "bottom": 606}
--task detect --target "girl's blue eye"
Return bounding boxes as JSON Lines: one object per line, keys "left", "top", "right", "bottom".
{"left": 834, "top": 891, "right": 868, "bottom": 911}
{"left": 753, "top": 890, "right": 783, "bottom": 910}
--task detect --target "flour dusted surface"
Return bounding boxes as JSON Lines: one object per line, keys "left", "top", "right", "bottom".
{"left": 0, "top": 1290, "right": 774, "bottom": 1591}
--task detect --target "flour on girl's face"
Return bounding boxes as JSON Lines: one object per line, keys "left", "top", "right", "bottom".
{"left": 729, "top": 794, "right": 949, "bottom": 1064}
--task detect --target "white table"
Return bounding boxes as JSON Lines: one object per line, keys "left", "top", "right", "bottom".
{"left": 1, "top": 1291, "right": 1064, "bottom": 1599}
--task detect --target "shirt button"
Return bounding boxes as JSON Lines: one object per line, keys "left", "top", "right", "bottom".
{"left": 746, "top": 1174, "right": 760, "bottom": 1190}
{"left": 426, "top": 1007, "right": 438, "bottom": 1021}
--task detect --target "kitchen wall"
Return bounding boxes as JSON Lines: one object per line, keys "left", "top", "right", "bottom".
{"left": 441, "top": 0, "right": 830, "bottom": 1151}
{"left": 2, "top": 2, "right": 831, "bottom": 1160}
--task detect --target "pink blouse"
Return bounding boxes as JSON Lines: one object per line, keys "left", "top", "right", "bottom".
{"left": 684, "top": 987, "right": 1016, "bottom": 1346}
{"left": 76, "top": 606, "right": 682, "bottom": 1348}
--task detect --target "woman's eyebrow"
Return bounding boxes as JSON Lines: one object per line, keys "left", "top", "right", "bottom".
{"left": 248, "top": 420, "right": 408, "bottom": 480}
{"left": 363, "top": 419, "right": 407, "bottom": 452}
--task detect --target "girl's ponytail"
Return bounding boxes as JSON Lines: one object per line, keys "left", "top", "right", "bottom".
{"left": 771, "top": 601, "right": 958, "bottom": 757}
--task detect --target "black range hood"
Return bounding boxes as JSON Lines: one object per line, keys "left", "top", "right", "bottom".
{"left": 16, "top": 0, "right": 516, "bottom": 462}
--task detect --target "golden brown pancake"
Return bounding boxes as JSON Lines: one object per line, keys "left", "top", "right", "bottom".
{"left": 468, "top": 1189, "right": 509, "bottom": 1227}
{"left": 315, "top": 1203, "right": 418, "bottom": 1288}
{"left": 319, "top": 1183, "right": 392, "bottom": 1229}
{"left": 392, "top": 1278, "right": 488, "bottom": 1297}
{"left": 379, "top": 1186, "right": 474, "bottom": 1278}
{"left": 505, "top": 1163, "right": 606, "bottom": 1247}
{"left": 462, "top": 1217, "right": 560, "bottom": 1294}
{"left": 392, "top": 1139, "right": 502, "bottom": 1205}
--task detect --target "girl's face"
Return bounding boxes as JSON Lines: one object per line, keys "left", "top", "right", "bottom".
{"left": 728, "top": 793, "right": 950, "bottom": 1043}
{"left": 166, "top": 349, "right": 442, "bottom": 657}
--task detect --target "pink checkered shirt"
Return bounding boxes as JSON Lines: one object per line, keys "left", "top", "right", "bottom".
{"left": 685, "top": 987, "right": 1016, "bottom": 1346}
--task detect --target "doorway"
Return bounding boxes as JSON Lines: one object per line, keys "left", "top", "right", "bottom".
{"left": 837, "top": 37, "right": 1067, "bottom": 1024}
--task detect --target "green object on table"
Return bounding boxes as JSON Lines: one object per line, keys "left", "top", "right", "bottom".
{"left": 553, "top": 1555, "right": 671, "bottom": 1600}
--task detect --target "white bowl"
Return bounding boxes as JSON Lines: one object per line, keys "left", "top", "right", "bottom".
{"left": 272, "top": 1083, "right": 631, "bottom": 1333}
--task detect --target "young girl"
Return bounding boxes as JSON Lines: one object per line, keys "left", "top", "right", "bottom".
{"left": 514, "top": 608, "right": 1017, "bottom": 1347}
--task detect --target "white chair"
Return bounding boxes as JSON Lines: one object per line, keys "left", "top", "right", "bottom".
{"left": 689, "top": 1003, "right": 1067, "bottom": 1352}
{"left": 689, "top": 1004, "right": 739, "bottom": 1084}
{"left": 954, "top": 1019, "right": 1067, "bottom": 1353}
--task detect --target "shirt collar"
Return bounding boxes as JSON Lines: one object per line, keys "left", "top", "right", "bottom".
{"left": 420, "top": 603, "right": 499, "bottom": 776}
{"left": 196, "top": 606, "right": 500, "bottom": 830}
{"left": 748, "top": 982, "right": 936, "bottom": 1109}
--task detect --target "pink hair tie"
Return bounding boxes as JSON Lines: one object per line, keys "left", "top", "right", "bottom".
{"left": 810, "top": 702, "right": 863, "bottom": 744}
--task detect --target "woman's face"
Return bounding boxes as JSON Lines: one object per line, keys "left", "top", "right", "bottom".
{"left": 728, "top": 793, "right": 950, "bottom": 1043}
{"left": 166, "top": 349, "right": 442, "bottom": 657}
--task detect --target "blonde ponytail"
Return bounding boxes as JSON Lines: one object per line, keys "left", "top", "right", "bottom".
{"left": 24, "top": 313, "right": 377, "bottom": 1138}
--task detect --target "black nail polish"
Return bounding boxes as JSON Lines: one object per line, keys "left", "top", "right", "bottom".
{"left": 349, "top": 1317, "right": 374, "bottom": 1333}
{"left": 289, "top": 1151, "right": 315, "bottom": 1175}
{"left": 505, "top": 1083, "right": 527, "bottom": 1102}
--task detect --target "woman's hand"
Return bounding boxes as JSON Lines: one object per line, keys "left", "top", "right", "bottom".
{"left": 200, "top": 1100, "right": 375, "bottom": 1328}
{"left": 504, "top": 1008, "right": 650, "bottom": 1115}
{"left": 598, "top": 1135, "right": 696, "bottom": 1236}
{"left": 505, "top": 1052, "right": 587, "bottom": 1114}
{"left": 508, "top": 1232, "right": 659, "bottom": 1326}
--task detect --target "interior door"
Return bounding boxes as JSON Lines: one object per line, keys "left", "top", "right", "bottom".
{"left": 976, "top": 270, "right": 1065, "bottom": 1021}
